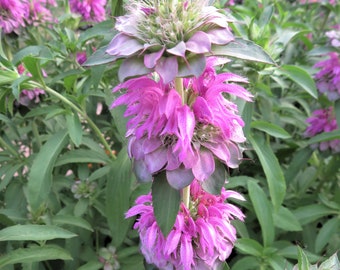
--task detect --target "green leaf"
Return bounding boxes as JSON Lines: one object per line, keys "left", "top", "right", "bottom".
{"left": 55, "top": 149, "right": 110, "bottom": 166}
{"left": 79, "top": 20, "right": 115, "bottom": 44}
{"left": 22, "top": 56, "right": 44, "bottom": 83}
{"left": 315, "top": 218, "right": 340, "bottom": 253}
{"left": 319, "top": 253, "right": 340, "bottom": 270}
{"left": 231, "top": 256, "right": 260, "bottom": 270}
{"left": 293, "top": 204, "right": 336, "bottom": 226}
{"left": 12, "top": 45, "right": 53, "bottom": 65}
{"left": 52, "top": 215, "right": 93, "bottom": 232}
{"left": 77, "top": 261, "right": 103, "bottom": 270}
{"left": 152, "top": 171, "right": 181, "bottom": 237}
{"left": 0, "top": 245, "right": 72, "bottom": 267}
{"left": 335, "top": 99, "right": 340, "bottom": 128}
{"left": 273, "top": 206, "right": 302, "bottom": 231}
{"left": 251, "top": 120, "right": 291, "bottom": 139}
{"left": 249, "top": 134, "right": 286, "bottom": 210}
{"left": 66, "top": 111, "right": 83, "bottom": 147}
{"left": 202, "top": 160, "right": 226, "bottom": 195}
{"left": 297, "top": 246, "right": 312, "bottom": 270}
{"left": 84, "top": 46, "right": 117, "bottom": 66}
{"left": 258, "top": 5, "right": 274, "bottom": 29}
{"left": 307, "top": 129, "right": 340, "bottom": 145}
{"left": 106, "top": 149, "right": 134, "bottom": 247}
{"left": 0, "top": 225, "right": 76, "bottom": 241}
{"left": 284, "top": 148, "right": 313, "bottom": 184}
{"left": 277, "top": 65, "right": 317, "bottom": 99}
{"left": 27, "top": 129, "right": 68, "bottom": 212}
{"left": 235, "top": 238, "right": 263, "bottom": 257}
{"left": 211, "top": 38, "right": 276, "bottom": 65}
{"left": 248, "top": 181, "right": 275, "bottom": 247}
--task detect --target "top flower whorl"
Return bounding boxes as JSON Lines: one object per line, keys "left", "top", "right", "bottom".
{"left": 106, "top": 0, "right": 234, "bottom": 83}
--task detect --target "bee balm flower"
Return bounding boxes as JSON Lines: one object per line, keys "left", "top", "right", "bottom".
{"left": 126, "top": 179, "right": 245, "bottom": 270}
{"left": 112, "top": 59, "right": 252, "bottom": 189}
{"left": 0, "top": 0, "right": 29, "bottom": 33}
{"left": 106, "top": 0, "right": 235, "bottom": 83}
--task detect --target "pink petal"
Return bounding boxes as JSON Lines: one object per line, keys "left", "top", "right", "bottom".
{"left": 155, "top": 56, "right": 178, "bottom": 84}
{"left": 144, "top": 47, "right": 165, "bottom": 68}
{"left": 166, "top": 41, "right": 186, "bottom": 58}
{"left": 106, "top": 33, "right": 143, "bottom": 56}
{"left": 192, "top": 150, "right": 215, "bottom": 181}
{"left": 207, "top": 28, "right": 234, "bottom": 45}
{"left": 186, "top": 31, "right": 211, "bottom": 54}
{"left": 166, "top": 167, "right": 194, "bottom": 189}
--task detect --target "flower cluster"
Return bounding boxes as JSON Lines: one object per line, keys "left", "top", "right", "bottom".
{"left": 314, "top": 52, "right": 340, "bottom": 101}
{"left": 71, "top": 179, "right": 97, "bottom": 199}
{"left": 106, "top": 0, "right": 235, "bottom": 83}
{"left": 112, "top": 58, "right": 252, "bottom": 189}
{"left": 126, "top": 180, "right": 245, "bottom": 270}
{"left": 326, "top": 25, "right": 340, "bottom": 48}
{"left": 305, "top": 107, "right": 340, "bottom": 153}
{"left": 69, "top": 0, "right": 107, "bottom": 23}
{"left": 0, "top": 0, "right": 56, "bottom": 33}
{"left": 17, "top": 64, "right": 45, "bottom": 106}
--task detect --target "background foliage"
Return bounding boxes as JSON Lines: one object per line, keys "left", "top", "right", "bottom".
{"left": 0, "top": 0, "right": 339, "bottom": 269}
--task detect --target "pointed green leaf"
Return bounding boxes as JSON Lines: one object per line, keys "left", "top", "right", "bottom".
{"left": 84, "top": 46, "right": 117, "bottom": 66}
{"left": 211, "top": 38, "right": 276, "bottom": 65}
{"left": 315, "top": 218, "right": 340, "bottom": 253}
{"left": 251, "top": 120, "right": 291, "bottom": 139}
{"left": 66, "top": 111, "right": 83, "bottom": 147}
{"left": 52, "top": 215, "right": 93, "bottom": 232}
{"left": 284, "top": 148, "right": 313, "bottom": 184}
{"left": 307, "top": 129, "right": 340, "bottom": 145}
{"left": 0, "top": 245, "right": 72, "bottom": 268}
{"left": 202, "top": 160, "right": 226, "bottom": 195}
{"left": 55, "top": 149, "right": 110, "bottom": 166}
{"left": 152, "top": 171, "right": 181, "bottom": 237}
{"left": 106, "top": 149, "right": 134, "bottom": 247}
{"left": 273, "top": 206, "right": 302, "bottom": 231}
{"left": 277, "top": 65, "right": 317, "bottom": 98}
{"left": 293, "top": 204, "right": 336, "bottom": 226}
{"left": 0, "top": 225, "right": 76, "bottom": 241}
{"left": 248, "top": 181, "right": 275, "bottom": 247}
{"left": 235, "top": 238, "right": 263, "bottom": 257}
{"left": 335, "top": 99, "right": 340, "bottom": 128}
{"left": 27, "top": 129, "right": 68, "bottom": 212}
{"left": 249, "top": 134, "right": 286, "bottom": 210}
{"left": 297, "top": 246, "right": 312, "bottom": 270}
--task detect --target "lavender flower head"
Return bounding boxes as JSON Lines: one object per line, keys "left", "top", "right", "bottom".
{"left": 0, "top": 0, "right": 29, "bottom": 33}
{"left": 27, "top": 0, "right": 57, "bottom": 26}
{"left": 305, "top": 107, "right": 340, "bottom": 153}
{"left": 17, "top": 64, "right": 45, "bottom": 106}
{"left": 69, "top": 0, "right": 107, "bottom": 23}
{"left": 314, "top": 52, "right": 340, "bottom": 101}
{"left": 106, "top": 0, "right": 235, "bottom": 83}
{"left": 112, "top": 58, "right": 252, "bottom": 189}
{"left": 326, "top": 25, "right": 340, "bottom": 48}
{"left": 126, "top": 179, "right": 245, "bottom": 270}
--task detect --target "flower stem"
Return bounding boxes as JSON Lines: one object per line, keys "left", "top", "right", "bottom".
{"left": 175, "top": 77, "right": 185, "bottom": 104}
{"left": 30, "top": 81, "right": 116, "bottom": 159}
{"left": 183, "top": 185, "right": 190, "bottom": 209}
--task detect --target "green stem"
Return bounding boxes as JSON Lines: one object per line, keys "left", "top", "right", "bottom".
{"left": 183, "top": 185, "right": 190, "bottom": 209}
{"left": 30, "top": 82, "right": 116, "bottom": 159}
{"left": 175, "top": 77, "right": 186, "bottom": 104}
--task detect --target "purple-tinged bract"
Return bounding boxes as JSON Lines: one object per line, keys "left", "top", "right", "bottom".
{"left": 106, "top": 0, "right": 235, "bottom": 83}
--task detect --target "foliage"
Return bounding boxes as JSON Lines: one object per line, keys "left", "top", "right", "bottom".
{"left": 0, "top": 0, "right": 339, "bottom": 269}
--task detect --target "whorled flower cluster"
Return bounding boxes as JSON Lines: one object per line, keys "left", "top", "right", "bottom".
{"left": 305, "top": 107, "right": 340, "bottom": 153}
{"left": 126, "top": 179, "right": 245, "bottom": 270}
{"left": 106, "top": 0, "right": 235, "bottom": 83}
{"left": 314, "top": 52, "right": 340, "bottom": 101}
{"left": 0, "top": 0, "right": 56, "bottom": 33}
{"left": 112, "top": 58, "right": 252, "bottom": 189}
{"left": 69, "top": 0, "right": 107, "bottom": 23}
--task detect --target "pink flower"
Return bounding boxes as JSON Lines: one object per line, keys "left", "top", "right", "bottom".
{"left": 17, "top": 64, "right": 46, "bottom": 106}
{"left": 305, "top": 107, "right": 340, "bottom": 153}
{"left": 106, "top": 0, "right": 235, "bottom": 83}
{"left": 69, "top": 0, "right": 107, "bottom": 23}
{"left": 26, "top": 0, "right": 57, "bottom": 26}
{"left": 326, "top": 25, "right": 340, "bottom": 48}
{"left": 126, "top": 179, "right": 245, "bottom": 270}
{"left": 314, "top": 52, "right": 340, "bottom": 101}
{"left": 112, "top": 59, "right": 252, "bottom": 189}
{"left": 0, "top": 0, "right": 29, "bottom": 33}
